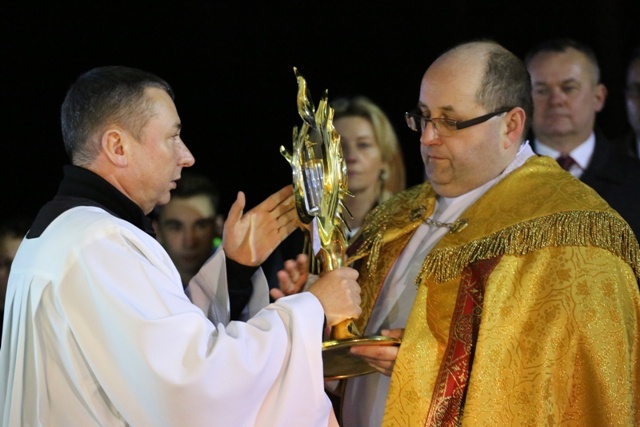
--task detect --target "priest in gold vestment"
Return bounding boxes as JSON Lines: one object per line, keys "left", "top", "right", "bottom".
{"left": 345, "top": 41, "right": 640, "bottom": 426}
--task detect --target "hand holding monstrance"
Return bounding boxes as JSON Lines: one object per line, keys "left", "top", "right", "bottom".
{"left": 280, "top": 68, "right": 400, "bottom": 380}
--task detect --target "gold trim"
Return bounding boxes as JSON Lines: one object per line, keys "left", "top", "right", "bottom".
{"left": 416, "top": 210, "right": 640, "bottom": 286}
{"left": 347, "top": 182, "right": 435, "bottom": 276}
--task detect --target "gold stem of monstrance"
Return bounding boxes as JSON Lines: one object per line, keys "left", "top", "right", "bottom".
{"left": 280, "top": 68, "right": 400, "bottom": 380}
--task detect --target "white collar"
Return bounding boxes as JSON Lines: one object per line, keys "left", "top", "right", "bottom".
{"left": 534, "top": 133, "right": 595, "bottom": 172}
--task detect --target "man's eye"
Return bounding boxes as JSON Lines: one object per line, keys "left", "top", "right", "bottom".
{"left": 194, "top": 220, "right": 214, "bottom": 230}
{"left": 439, "top": 119, "right": 458, "bottom": 130}
{"left": 164, "top": 223, "right": 181, "bottom": 231}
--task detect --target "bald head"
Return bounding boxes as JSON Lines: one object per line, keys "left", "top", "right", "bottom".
{"left": 433, "top": 41, "right": 495, "bottom": 69}
{"left": 416, "top": 40, "right": 530, "bottom": 197}
{"left": 429, "top": 41, "right": 533, "bottom": 135}
{"left": 425, "top": 43, "right": 487, "bottom": 108}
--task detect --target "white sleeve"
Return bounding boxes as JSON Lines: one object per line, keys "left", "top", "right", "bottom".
{"left": 185, "top": 248, "right": 271, "bottom": 324}
{"left": 60, "top": 225, "right": 333, "bottom": 426}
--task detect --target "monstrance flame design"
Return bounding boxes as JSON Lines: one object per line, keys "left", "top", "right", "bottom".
{"left": 280, "top": 68, "right": 400, "bottom": 380}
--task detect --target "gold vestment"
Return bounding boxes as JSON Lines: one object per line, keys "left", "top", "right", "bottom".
{"left": 348, "top": 155, "right": 640, "bottom": 426}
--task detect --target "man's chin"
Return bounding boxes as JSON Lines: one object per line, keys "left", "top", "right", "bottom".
{"left": 541, "top": 119, "right": 573, "bottom": 133}
{"left": 156, "top": 194, "right": 172, "bottom": 207}
{"left": 178, "top": 259, "right": 203, "bottom": 271}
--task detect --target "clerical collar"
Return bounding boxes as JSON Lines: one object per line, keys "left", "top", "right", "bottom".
{"left": 28, "top": 165, "right": 155, "bottom": 238}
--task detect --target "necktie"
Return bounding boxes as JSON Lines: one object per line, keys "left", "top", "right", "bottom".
{"left": 556, "top": 155, "right": 576, "bottom": 171}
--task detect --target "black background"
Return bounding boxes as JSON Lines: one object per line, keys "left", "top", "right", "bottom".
{"left": 2, "top": 1, "right": 639, "bottom": 221}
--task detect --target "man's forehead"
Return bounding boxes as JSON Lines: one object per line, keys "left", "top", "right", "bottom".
{"left": 529, "top": 49, "right": 595, "bottom": 80}
{"left": 532, "top": 77, "right": 581, "bottom": 86}
{"left": 418, "top": 80, "right": 479, "bottom": 113}
{"left": 162, "top": 195, "right": 216, "bottom": 218}
{"left": 420, "top": 55, "right": 483, "bottom": 110}
{"left": 144, "top": 87, "right": 181, "bottom": 124}
{"left": 417, "top": 100, "right": 457, "bottom": 113}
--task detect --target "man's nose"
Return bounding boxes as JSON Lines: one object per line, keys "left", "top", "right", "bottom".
{"left": 420, "top": 122, "right": 439, "bottom": 146}
{"left": 548, "top": 88, "right": 566, "bottom": 105}
{"left": 179, "top": 140, "right": 195, "bottom": 167}
{"left": 182, "top": 228, "right": 197, "bottom": 248}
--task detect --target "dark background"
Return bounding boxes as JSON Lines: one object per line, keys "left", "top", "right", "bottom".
{"left": 2, "top": 1, "right": 639, "bottom": 222}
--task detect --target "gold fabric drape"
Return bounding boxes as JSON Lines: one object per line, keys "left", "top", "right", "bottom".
{"left": 349, "top": 156, "right": 640, "bottom": 426}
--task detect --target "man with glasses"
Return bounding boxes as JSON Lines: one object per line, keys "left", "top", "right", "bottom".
{"left": 621, "top": 46, "right": 640, "bottom": 159}
{"left": 525, "top": 38, "right": 640, "bottom": 237}
{"left": 336, "top": 40, "right": 639, "bottom": 426}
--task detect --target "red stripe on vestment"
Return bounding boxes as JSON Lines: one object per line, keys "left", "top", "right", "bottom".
{"left": 424, "top": 256, "right": 502, "bottom": 427}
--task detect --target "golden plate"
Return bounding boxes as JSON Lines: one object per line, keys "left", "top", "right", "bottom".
{"left": 322, "top": 336, "right": 401, "bottom": 381}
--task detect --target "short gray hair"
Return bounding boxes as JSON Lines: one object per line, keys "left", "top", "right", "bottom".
{"left": 60, "top": 65, "right": 174, "bottom": 165}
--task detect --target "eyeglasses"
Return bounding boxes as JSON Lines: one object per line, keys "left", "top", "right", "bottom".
{"left": 405, "top": 107, "right": 513, "bottom": 137}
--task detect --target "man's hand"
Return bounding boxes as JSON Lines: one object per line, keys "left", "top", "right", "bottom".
{"left": 308, "top": 267, "right": 361, "bottom": 327}
{"left": 349, "top": 329, "right": 403, "bottom": 376}
{"left": 269, "top": 253, "right": 312, "bottom": 300}
{"left": 222, "top": 185, "right": 298, "bottom": 266}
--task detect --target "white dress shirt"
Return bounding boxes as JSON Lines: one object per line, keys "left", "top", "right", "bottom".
{"left": 534, "top": 133, "right": 595, "bottom": 178}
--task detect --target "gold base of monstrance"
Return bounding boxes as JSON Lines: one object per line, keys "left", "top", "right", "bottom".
{"left": 281, "top": 68, "right": 400, "bottom": 381}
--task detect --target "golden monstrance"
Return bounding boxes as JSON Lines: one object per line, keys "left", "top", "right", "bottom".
{"left": 280, "top": 68, "right": 400, "bottom": 380}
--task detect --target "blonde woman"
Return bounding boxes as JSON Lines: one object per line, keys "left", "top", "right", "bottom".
{"left": 332, "top": 96, "right": 406, "bottom": 238}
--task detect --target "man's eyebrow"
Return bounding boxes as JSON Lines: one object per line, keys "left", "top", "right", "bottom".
{"left": 560, "top": 78, "right": 580, "bottom": 85}
{"left": 417, "top": 101, "right": 456, "bottom": 113}
{"left": 194, "top": 218, "right": 215, "bottom": 225}
{"left": 533, "top": 78, "right": 579, "bottom": 86}
{"left": 161, "top": 218, "right": 183, "bottom": 226}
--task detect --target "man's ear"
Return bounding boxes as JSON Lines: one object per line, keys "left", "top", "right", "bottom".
{"left": 594, "top": 83, "right": 607, "bottom": 113}
{"left": 101, "top": 129, "right": 129, "bottom": 167}
{"left": 503, "top": 107, "right": 526, "bottom": 148}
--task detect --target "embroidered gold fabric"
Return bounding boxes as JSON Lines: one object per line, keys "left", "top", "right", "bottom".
{"left": 346, "top": 156, "right": 640, "bottom": 426}
{"left": 348, "top": 184, "right": 436, "bottom": 275}
{"left": 348, "top": 184, "right": 436, "bottom": 333}
{"left": 387, "top": 247, "right": 639, "bottom": 426}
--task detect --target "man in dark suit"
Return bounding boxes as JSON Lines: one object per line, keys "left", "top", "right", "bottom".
{"left": 622, "top": 46, "right": 640, "bottom": 159}
{"left": 525, "top": 38, "right": 640, "bottom": 237}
